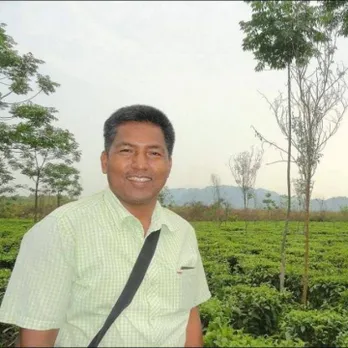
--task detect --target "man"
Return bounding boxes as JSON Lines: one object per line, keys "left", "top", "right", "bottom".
{"left": 0, "top": 105, "right": 211, "bottom": 347}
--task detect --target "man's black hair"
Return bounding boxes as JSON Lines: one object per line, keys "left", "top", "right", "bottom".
{"left": 104, "top": 104, "right": 175, "bottom": 157}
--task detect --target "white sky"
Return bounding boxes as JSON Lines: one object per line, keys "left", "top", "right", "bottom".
{"left": 1, "top": 1, "right": 348, "bottom": 199}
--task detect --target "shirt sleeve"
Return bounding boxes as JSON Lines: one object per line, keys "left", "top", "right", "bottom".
{"left": 193, "top": 249, "right": 211, "bottom": 308}
{"left": 186, "top": 225, "right": 211, "bottom": 308}
{"left": 0, "top": 214, "right": 74, "bottom": 330}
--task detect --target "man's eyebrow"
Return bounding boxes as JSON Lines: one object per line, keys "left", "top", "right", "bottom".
{"left": 114, "top": 142, "right": 134, "bottom": 147}
{"left": 115, "top": 142, "right": 164, "bottom": 149}
{"left": 147, "top": 144, "right": 165, "bottom": 149}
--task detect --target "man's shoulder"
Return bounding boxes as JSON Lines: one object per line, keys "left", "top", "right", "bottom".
{"left": 161, "top": 207, "right": 195, "bottom": 233}
{"left": 21, "top": 190, "right": 114, "bottom": 246}
{"left": 48, "top": 190, "right": 107, "bottom": 221}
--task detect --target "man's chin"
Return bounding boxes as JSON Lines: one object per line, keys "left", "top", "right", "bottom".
{"left": 110, "top": 187, "right": 159, "bottom": 207}
{"left": 123, "top": 195, "right": 156, "bottom": 206}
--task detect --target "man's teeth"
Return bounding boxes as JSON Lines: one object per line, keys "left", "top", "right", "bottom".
{"left": 128, "top": 177, "right": 151, "bottom": 182}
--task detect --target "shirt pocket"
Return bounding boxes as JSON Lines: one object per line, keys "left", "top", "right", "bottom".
{"left": 178, "top": 268, "right": 198, "bottom": 311}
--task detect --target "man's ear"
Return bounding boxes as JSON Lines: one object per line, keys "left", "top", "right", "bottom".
{"left": 100, "top": 151, "right": 108, "bottom": 174}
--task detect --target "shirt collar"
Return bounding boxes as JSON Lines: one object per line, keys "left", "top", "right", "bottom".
{"left": 103, "top": 187, "right": 175, "bottom": 233}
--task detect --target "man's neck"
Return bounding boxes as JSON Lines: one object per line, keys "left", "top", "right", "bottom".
{"left": 122, "top": 201, "right": 156, "bottom": 236}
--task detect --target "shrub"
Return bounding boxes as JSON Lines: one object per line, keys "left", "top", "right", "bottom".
{"left": 280, "top": 309, "right": 348, "bottom": 347}
{"left": 223, "top": 284, "right": 291, "bottom": 336}
{"left": 336, "top": 331, "right": 348, "bottom": 347}
{"left": 199, "top": 297, "right": 227, "bottom": 330}
{"left": 339, "top": 290, "right": 348, "bottom": 308}
{"left": 309, "top": 274, "right": 348, "bottom": 309}
{"left": 203, "top": 261, "right": 234, "bottom": 298}
{"left": 0, "top": 268, "right": 11, "bottom": 293}
{"left": 0, "top": 269, "right": 17, "bottom": 348}
{"left": 204, "top": 318, "right": 304, "bottom": 347}
{"left": 237, "top": 257, "right": 280, "bottom": 288}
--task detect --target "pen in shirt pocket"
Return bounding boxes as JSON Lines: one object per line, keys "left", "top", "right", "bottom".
{"left": 177, "top": 266, "right": 195, "bottom": 274}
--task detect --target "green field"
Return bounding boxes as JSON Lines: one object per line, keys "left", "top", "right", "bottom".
{"left": 1, "top": 219, "right": 348, "bottom": 347}
{"left": 193, "top": 221, "right": 348, "bottom": 347}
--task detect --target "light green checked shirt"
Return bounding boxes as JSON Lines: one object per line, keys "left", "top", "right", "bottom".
{"left": 0, "top": 188, "right": 211, "bottom": 347}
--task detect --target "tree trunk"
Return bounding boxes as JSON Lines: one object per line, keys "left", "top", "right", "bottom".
{"left": 243, "top": 189, "right": 248, "bottom": 232}
{"left": 57, "top": 193, "right": 61, "bottom": 207}
{"left": 34, "top": 179, "right": 39, "bottom": 222}
{"left": 243, "top": 189, "right": 247, "bottom": 211}
{"left": 280, "top": 62, "right": 292, "bottom": 292}
{"left": 302, "top": 175, "right": 311, "bottom": 306}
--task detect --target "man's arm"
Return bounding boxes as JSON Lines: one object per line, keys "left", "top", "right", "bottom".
{"left": 16, "top": 328, "right": 59, "bottom": 348}
{"left": 185, "top": 307, "right": 204, "bottom": 347}
{"left": 0, "top": 216, "right": 74, "bottom": 347}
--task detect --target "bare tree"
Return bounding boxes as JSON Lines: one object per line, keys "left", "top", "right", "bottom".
{"left": 292, "top": 29, "right": 347, "bottom": 305}
{"left": 315, "top": 196, "right": 327, "bottom": 222}
{"left": 229, "top": 146, "right": 263, "bottom": 231}
{"left": 211, "top": 173, "right": 224, "bottom": 227}
{"left": 229, "top": 146, "right": 263, "bottom": 212}
{"left": 293, "top": 177, "right": 306, "bottom": 234}
{"left": 293, "top": 178, "right": 306, "bottom": 212}
{"left": 315, "top": 197, "right": 326, "bottom": 212}
{"left": 253, "top": 27, "right": 348, "bottom": 305}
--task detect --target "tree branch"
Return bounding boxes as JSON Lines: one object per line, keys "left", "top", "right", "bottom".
{"left": 0, "top": 90, "right": 13, "bottom": 101}
{"left": 266, "top": 160, "right": 297, "bottom": 166}
{"left": 251, "top": 125, "right": 297, "bottom": 162}
{"left": 5, "top": 89, "right": 43, "bottom": 105}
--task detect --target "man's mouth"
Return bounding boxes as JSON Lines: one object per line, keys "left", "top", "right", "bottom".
{"left": 127, "top": 176, "right": 152, "bottom": 183}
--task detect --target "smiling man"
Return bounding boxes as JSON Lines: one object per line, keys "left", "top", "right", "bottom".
{"left": 0, "top": 105, "right": 211, "bottom": 347}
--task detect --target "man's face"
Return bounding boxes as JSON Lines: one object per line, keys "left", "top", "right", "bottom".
{"left": 101, "top": 121, "right": 172, "bottom": 208}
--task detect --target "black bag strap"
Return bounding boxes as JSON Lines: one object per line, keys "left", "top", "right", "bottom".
{"left": 87, "top": 229, "right": 161, "bottom": 347}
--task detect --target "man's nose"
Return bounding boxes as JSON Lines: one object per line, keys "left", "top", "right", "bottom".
{"left": 131, "top": 151, "right": 149, "bottom": 170}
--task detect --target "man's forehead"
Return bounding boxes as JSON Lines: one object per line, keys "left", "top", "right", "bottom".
{"left": 114, "top": 140, "right": 165, "bottom": 148}
{"left": 114, "top": 122, "right": 165, "bottom": 140}
{"left": 117, "top": 121, "right": 161, "bottom": 131}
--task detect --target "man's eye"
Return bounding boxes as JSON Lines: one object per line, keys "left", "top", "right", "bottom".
{"left": 120, "top": 148, "right": 132, "bottom": 153}
{"left": 150, "top": 151, "right": 161, "bottom": 156}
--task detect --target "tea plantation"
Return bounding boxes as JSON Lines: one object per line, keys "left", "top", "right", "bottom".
{"left": 194, "top": 221, "right": 348, "bottom": 347}
{"left": 1, "top": 219, "right": 348, "bottom": 347}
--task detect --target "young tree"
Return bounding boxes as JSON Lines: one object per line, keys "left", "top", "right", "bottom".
{"left": 42, "top": 163, "right": 83, "bottom": 207}
{"left": 211, "top": 173, "right": 225, "bottom": 227}
{"left": 315, "top": 197, "right": 327, "bottom": 221}
{"left": 293, "top": 177, "right": 306, "bottom": 212}
{"left": 229, "top": 146, "right": 262, "bottom": 212}
{"left": 9, "top": 112, "right": 81, "bottom": 221}
{"left": 292, "top": 27, "right": 347, "bottom": 304}
{"left": 0, "top": 22, "right": 60, "bottom": 195}
{"left": 262, "top": 192, "right": 278, "bottom": 220}
{"left": 293, "top": 178, "right": 306, "bottom": 233}
{"left": 254, "top": 26, "right": 348, "bottom": 305}
{"left": 240, "top": 0, "right": 326, "bottom": 292}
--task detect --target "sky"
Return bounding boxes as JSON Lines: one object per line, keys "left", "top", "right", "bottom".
{"left": 1, "top": 1, "right": 348, "bottom": 199}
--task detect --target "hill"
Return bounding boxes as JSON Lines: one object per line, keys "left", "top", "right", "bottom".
{"left": 167, "top": 185, "right": 348, "bottom": 212}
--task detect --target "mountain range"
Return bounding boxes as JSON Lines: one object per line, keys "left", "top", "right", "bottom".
{"left": 166, "top": 185, "right": 348, "bottom": 212}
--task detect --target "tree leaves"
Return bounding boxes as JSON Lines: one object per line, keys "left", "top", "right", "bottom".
{"left": 239, "top": 1, "right": 327, "bottom": 72}
{"left": 42, "top": 163, "right": 82, "bottom": 206}
{"left": 0, "top": 23, "right": 59, "bottom": 108}
{"left": 0, "top": 22, "right": 81, "bottom": 210}
{"left": 322, "top": 0, "right": 348, "bottom": 37}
